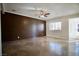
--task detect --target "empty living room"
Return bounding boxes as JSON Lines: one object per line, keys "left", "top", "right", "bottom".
{"left": 0, "top": 3, "right": 79, "bottom": 56}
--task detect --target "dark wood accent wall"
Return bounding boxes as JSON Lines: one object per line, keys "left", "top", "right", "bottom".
{"left": 1, "top": 12, "right": 46, "bottom": 42}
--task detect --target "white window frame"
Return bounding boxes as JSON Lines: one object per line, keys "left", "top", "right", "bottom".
{"left": 49, "top": 22, "right": 62, "bottom": 31}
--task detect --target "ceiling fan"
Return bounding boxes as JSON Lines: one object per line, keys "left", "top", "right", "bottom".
{"left": 39, "top": 10, "right": 50, "bottom": 18}
{"left": 25, "top": 7, "right": 50, "bottom": 18}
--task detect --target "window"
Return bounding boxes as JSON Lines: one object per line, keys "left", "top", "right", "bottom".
{"left": 49, "top": 22, "right": 62, "bottom": 31}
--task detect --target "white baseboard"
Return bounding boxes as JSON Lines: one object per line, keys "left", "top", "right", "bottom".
{"left": 46, "top": 35, "right": 68, "bottom": 40}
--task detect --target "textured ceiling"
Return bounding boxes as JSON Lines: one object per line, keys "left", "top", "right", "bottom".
{"left": 4, "top": 3, "right": 79, "bottom": 20}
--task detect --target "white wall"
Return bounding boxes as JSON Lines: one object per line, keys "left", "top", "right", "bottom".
{"left": 46, "top": 13, "right": 79, "bottom": 40}
{"left": 69, "top": 17, "right": 79, "bottom": 39}
{"left": 46, "top": 16, "right": 69, "bottom": 39}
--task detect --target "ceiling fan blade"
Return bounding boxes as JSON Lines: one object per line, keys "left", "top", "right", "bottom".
{"left": 25, "top": 7, "right": 36, "bottom": 10}
{"left": 25, "top": 7, "right": 42, "bottom": 11}
{"left": 45, "top": 13, "right": 50, "bottom": 15}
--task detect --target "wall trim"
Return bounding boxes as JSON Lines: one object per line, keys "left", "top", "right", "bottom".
{"left": 46, "top": 35, "right": 67, "bottom": 40}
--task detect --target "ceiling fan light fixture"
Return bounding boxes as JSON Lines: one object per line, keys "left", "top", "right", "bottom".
{"left": 39, "top": 15, "right": 45, "bottom": 18}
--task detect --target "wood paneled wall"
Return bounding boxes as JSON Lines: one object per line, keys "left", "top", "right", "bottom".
{"left": 1, "top": 12, "right": 46, "bottom": 42}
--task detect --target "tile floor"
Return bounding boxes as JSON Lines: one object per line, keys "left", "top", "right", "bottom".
{"left": 2, "top": 36, "right": 79, "bottom": 56}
